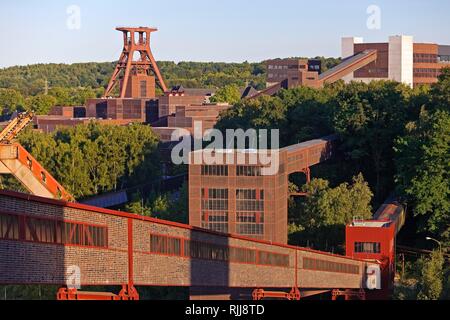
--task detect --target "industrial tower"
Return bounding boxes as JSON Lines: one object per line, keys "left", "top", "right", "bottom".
{"left": 104, "top": 27, "right": 168, "bottom": 98}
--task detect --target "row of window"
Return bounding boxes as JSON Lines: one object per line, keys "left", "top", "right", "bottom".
{"left": 236, "top": 223, "right": 264, "bottom": 236}
{"left": 202, "top": 188, "right": 228, "bottom": 199}
{"left": 236, "top": 201, "right": 264, "bottom": 212}
{"left": 202, "top": 199, "right": 228, "bottom": 211}
{"left": 303, "top": 257, "right": 360, "bottom": 275}
{"left": 201, "top": 222, "right": 228, "bottom": 233}
{"left": 438, "top": 55, "right": 450, "bottom": 63}
{"left": 414, "top": 53, "right": 438, "bottom": 63}
{"left": 201, "top": 165, "right": 229, "bottom": 176}
{"left": 236, "top": 166, "right": 262, "bottom": 177}
{"left": 236, "top": 189, "right": 264, "bottom": 200}
{"left": 237, "top": 212, "right": 264, "bottom": 223}
{"left": 414, "top": 68, "right": 442, "bottom": 78}
{"left": 149, "top": 234, "right": 289, "bottom": 267}
{"left": 354, "top": 242, "right": 381, "bottom": 254}
{"left": 201, "top": 165, "right": 266, "bottom": 177}
{"left": 0, "top": 212, "right": 108, "bottom": 248}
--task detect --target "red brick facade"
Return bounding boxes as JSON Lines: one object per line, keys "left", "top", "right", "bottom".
{"left": 0, "top": 191, "right": 376, "bottom": 292}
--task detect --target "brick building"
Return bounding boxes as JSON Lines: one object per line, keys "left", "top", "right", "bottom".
{"left": 188, "top": 136, "right": 335, "bottom": 244}
{"left": 342, "top": 35, "right": 450, "bottom": 87}
{"left": 266, "top": 58, "right": 322, "bottom": 88}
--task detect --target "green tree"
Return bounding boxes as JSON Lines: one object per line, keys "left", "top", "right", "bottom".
{"left": 332, "top": 80, "right": 415, "bottom": 202}
{"left": 299, "top": 173, "right": 373, "bottom": 228}
{"left": 13, "top": 123, "right": 161, "bottom": 199}
{"left": 126, "top": 193, "right": 152, "bottom": 217}
{"left": 394, "top": 110, "right": 450, "bottom": 235}
{"left": 25, "top": 94, "right": 57, "bottom": 115}
{"left": 210, "top": 84, "right": 241, "bottom": 104}
{"left": 0, "top": 88, "right": 25, "bottom": 115}
{"left": 416, "top": 250, "right": 445, "bottom": 300}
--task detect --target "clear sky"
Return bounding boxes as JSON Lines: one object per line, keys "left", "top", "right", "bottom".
{"left": 0, "top": 0, "right": 449, "bottom": 68}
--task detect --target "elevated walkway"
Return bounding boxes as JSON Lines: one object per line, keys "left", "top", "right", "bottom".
{"left": 318, "top": 49, "right": 378, "bottom": 85}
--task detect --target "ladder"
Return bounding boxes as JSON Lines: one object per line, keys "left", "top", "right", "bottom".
{"left": 0, "top": 111, "right": 34, "bottom": 144}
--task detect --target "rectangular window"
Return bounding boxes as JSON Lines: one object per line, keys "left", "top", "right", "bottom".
{"left": 354, "top": 242, "right": 381, "bottom": 254}
{"left": 150, "top": 234, "right": 181, "bottom": 255}
{"left": 140, "top": 80, "right": 147, "bottom": 97}
{"left": 0, "top": 213, "right": 19, "bottom": 240}
{"left": 303, "top": 257, "right": 359, "bottom": 275}
{"left": 201, "top": 165, "right": 228, "bottom": 176}
{"left": 0, "top": 212, "right": 107, "bottom": 248}
{"left": 236, "top": 189, "right": 264, "bottom": 236}
{"left": 258, "top": 251, "right": 289, "bottom": 267}
{"left": 148, "top": 233, "right": 288, "bottom": 267}
{"left": 236, "top": 166, "right": 262, "bottom": 177}
{"left": 201, "top": 188, "right": 229, "bottom": 233}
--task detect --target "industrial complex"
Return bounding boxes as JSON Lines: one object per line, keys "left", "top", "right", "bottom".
{"left": 0, "top": 26, "right": 446, "bottom": 301}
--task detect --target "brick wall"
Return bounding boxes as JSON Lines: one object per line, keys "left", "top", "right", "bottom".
{"left": 0, "top": 192, "right": 372, "bottom": 290}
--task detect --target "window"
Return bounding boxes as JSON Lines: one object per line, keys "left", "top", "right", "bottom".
{"left": 140, "top": 80, "right": 147, "bottom": 97}
{"left": 185, "top": 240, "right": 229, "bottom": 262}
{"left": 230, "top": 247, "right": 257, "bottom": 264}
{"left": 413, "top": 68, "right": 441, "bottom": 78}
{"left": 236, "top": 166, "right": 262, "bottom": 177}
{"left": 0, "top": 212, "right": 107, "bottom": 248}
{"left": 354, "top": 242, "right": 381, "bottom": 254}
{"left": 148, "top": 233, "right": 288, "bottom": 267}
{"left": 150, "top": 234, "right": 181, "bottom": 255}
{"left": 201, "top": 189, "right": 229, "bottom": 233}
{"left": 201, "top": 165, "right": 228, "bottom": 176}
{"left": 303, "top": 257, "right": 359, "bottom": 275}
{"left": 413, "top": 53, "right": 438, "bottom": 63}
{"left": 236, "top": 189, "right": 264, "bottom": 236}
{"left": 0, "top": 213, "right": 19, "bottom": 240}
{"left": 258, "top": 251, "right": 289, "bottom": 267}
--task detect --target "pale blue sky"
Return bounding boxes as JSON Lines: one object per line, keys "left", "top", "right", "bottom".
{"left": 0, "top": 0, "right": 449, "bottom": 67}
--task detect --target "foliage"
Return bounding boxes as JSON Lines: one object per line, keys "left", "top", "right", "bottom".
{"left": 395, "top": 110, "right": 450, "bottom": 235}
{"left": 289, "top": 174, "right": 373, "bottom": 251}
{"left": 12, "top": 122, "right": 161, "bottom": 199}
{"left": 209, "top": 84, "right": 241, "bottom": 104}
{"left": 332, "top": 81, "right": 416, "bottom": 202}
{"left": 416, "top": 250, "right": 445, "bottom": 300}
{"left": 25, "top": 94, "right": 57, "bottom": 115}
{"left": 298, "top": 174, "right": 373, "bottom": 228}
{"left": 0, "top": 88, "right": 25, "bottom": 115}
{"left": 125, "top": 181, "right": 189, "bottom": 224}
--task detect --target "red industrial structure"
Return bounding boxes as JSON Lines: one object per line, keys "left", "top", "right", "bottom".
{"left": 0, "top": 189, "right": 404, "bottom": 301}
{"left": 104, "top": 27, "right": 167, "bottom": 98}
{"left": 0, "top": 123, "right": 405, "bottom": 300}
{"left": 0, "top": 112, "right": 74, "bottom": 202}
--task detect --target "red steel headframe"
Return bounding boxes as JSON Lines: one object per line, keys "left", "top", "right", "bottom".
{"left": 104, "top": 27, "right": 168, "bottom": 98}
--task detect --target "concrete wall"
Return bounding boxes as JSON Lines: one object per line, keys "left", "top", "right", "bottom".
{"left": 389, "top": 35, "right": 414, "bottom": 88}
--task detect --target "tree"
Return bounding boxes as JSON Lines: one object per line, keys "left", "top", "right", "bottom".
{"left": 429, "top": 67, "right": 450, "bottom": 113}
{"left": 25, "top": 94, "right": 57, "bottom": 115}
{"left": 416, "top": 250, "right": 445, "bottom": 300}
{"left": 289, "top": 174, "right": 373, "bottom": 251}
{"left": 395, "top": 109, "right": 450, "bottom": 235}
{"left": 332, "top": 80, "right": 415, "bottom": 202}
{"left": 0, "top": 88, "right": 25, "bottom": 115}
{"left": 209, "top": 84, "right": 241, "bottom": 104}
{"left": 299, "top": 173, "right": 373, "bottom": 228}
{"left": 126, "top": 192, "right": 152, "bottom": 217}
{"left": 13, "top": 123, "right": 161, "bottom": 199}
